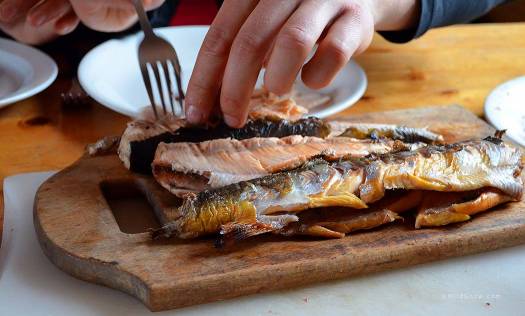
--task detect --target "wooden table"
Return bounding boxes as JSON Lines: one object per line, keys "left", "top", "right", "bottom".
{"left": 1, "top": 22, "right": 524, "bottom": 242}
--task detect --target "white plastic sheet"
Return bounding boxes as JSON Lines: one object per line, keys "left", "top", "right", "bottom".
{"left": 1, "top": 172, "right": 524, "bottom": 315}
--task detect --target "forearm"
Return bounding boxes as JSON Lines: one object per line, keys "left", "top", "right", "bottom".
{"left": 372, "top": 0, "right": 509, "bottom": 43}
{"left": 369, "top": 0, "right": 420, "bottom": 31}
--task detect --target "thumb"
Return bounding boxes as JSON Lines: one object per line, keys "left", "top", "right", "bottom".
{"left": 143, "top": 0, "right": 165, "bottom": 11}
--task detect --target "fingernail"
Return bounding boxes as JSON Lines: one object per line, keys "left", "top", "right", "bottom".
{"left": 224, "top": 114, "right": 241, "bottom": 128}
{"left": 0, "top": 4, "right": 16, "bottom": 23}
{"left": 186, "top": 105, "right": 202, "bottom": 123}
{"left": 56, "top": 23, "right": 74, "bottom": 35}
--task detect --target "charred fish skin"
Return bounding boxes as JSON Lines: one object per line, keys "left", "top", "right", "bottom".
{"left": 120, "top": 117, "right": 330, "bottom": 174}
{"left": 153, "top": 138, "right": 523, "bottom": 240}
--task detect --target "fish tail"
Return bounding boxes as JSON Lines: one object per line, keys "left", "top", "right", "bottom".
{"left": 150, "top": 221, "right": 180, "bottom": 239}
{"left": 215, "top": 222, "right": 275, "bottom": 248}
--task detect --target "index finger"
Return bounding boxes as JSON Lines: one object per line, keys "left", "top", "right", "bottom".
{"left": 185, "top": 0, "right": 258, "bottom": 124}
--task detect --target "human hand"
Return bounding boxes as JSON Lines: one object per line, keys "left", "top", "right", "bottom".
{"left": 185, "top": 0, "right": 419, "bottom": 127}
{"left": 68, "top": 0, "right": 164, "bottom": 32}
{"left": 0, "top": 0, "right": 79, "bottom": 45}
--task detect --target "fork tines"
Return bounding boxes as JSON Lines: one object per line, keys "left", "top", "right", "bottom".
{"left": 140, "top": 59, "right": 184, "bottom": 119}
{"left": 132, "top": 0, "right": 185, "bottom": 120}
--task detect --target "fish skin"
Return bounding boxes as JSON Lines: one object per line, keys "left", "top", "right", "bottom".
{"left": 329, "top": 122, "right": 444, "bottom": 144}
{"left": 152, "top": 139, "right": 523, "bottom": 240}
{"left": 360, "top": 139, "right": 523, "bottom": 203}
{"left": 415, "top": 189, "right": 513, "bottom": 228}
{"left": 277, "top": 209, "right": 402, "bottom": 239}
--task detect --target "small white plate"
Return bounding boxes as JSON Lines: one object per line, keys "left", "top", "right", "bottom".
{"left": 78, "top": 26, "right": 367, "bottom": 119}
{"left": 0, "top": 38, "right": 58, "bottom": 107}
{"left": 484, "top": 76, "right": 525, "bottom": 147}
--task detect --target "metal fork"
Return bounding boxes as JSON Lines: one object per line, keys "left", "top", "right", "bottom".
{"left": 132, "top": 0, "right": 185, "bottom": 119}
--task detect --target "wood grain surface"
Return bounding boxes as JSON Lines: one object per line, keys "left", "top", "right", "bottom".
{"left": 3, "top": 22, "right": 525, "bottom": 243}
{"left": 34, "top": 106, "right": 525, "bottom": 311}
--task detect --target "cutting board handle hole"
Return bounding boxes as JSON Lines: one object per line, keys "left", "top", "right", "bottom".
{"left": 100, "top": 180, "right": 161, "bottom": 234}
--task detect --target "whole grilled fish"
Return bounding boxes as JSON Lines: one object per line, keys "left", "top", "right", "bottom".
{"left": 152, "top": 138, "right": 523, "bottom": 240}
{"left": 153, "top": 136, "right": 420, "bottom": 196}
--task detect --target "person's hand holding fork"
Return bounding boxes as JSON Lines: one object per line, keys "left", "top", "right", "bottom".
{"left": 0, "top": 0, "right": 164, "bottom": 45}
{"left": 0, "top": 0, "right": 79, "bottom": 45}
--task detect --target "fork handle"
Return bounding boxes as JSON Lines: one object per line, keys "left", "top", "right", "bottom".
{"left": 132, "top": 0, "right": 155, "bottom": 37}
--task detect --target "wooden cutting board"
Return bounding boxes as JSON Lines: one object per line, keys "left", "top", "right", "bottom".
{"left": 34, "top": 105, "right": 525, "bottom": 311}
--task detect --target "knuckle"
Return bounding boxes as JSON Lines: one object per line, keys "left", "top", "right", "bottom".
{"left": 345, "top": 1, "right": 365, "bottom": 17}
{"left": 277, "top": 26, "right": 313, "bottom": 52}
{"left": 188, "top": 76, "right": 210, "bottom": 96}
{"left": 201, "top": 26, "right": 233, "bottom": 58}
{"left": 220, "top": 93, "right": 242, "bottom": 113}
{"left": 325, "top": 39, "right": 352, "bottom": 64}
{"left": 232, "top": 32, "right": 265, "bottom": 56}
{"left": 265, "top": 83, "right": 289, "bottom": 96}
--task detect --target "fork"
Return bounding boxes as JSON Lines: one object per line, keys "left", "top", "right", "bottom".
{"left": 61, "top": 76, "right": 91, "bottom": 108}
{"left": 132, "top": 0, "right": 185, "bottom": 119}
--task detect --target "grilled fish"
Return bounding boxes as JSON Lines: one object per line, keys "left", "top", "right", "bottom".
{"left": 328, "top": 122, "right": 444, "bottom": 144}
{"left": 248, "top": 91, "right": 308, "bottom": 121}
{"left": 415, "top": 189, "right": 512, "bottom": 228}
{"left": 249, "top": 87, "right": 331, "bottom": 117}
{"left": 217, "top": 208, "right": 402, "bottom": 246}
{"left": 272, "top": 190, "right": 422, "bottom": 239}
{"left": 152, "top": 138, "right": 523, "bottom": 240}
{"left": 277, "top": 209, "right": 402, "bottom": 238}
{"left": 119, "top": 114, "right": 443, "bottom": 174}
{"left": 153, "top": 136, "right": 420, "bottom": 196}
{"left": 118, "top": 117, "right": 330, "bottom": 173}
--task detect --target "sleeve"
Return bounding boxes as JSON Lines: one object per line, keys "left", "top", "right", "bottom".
{"left": 380, "top": 0, "right": 510, "bottom": 43}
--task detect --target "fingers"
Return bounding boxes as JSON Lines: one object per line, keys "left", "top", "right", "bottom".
{"left": 187, "top": 0, "right": 375, "bottom": 128}
{"left": 184, "top": 0, "right": 259, "bottom": 124}
{"left": 54, "top": 9, "right": 80, "bottom": 35}
{"left": 264, "top": 0, "right": 342, "bottom": 95}
{"left": 302, "top": 3, "right": 374, "bottom": 89}
{"left": 68, "top": 0, "right": 141, "bottom": 32}
{"left": 143, "top": 0, "right": 165, "bottom": 11}
{"left": 219, "top": 0, "right": 300, "bottom": 127}
{"left": 27, "top": 0, "right": 72, "bottom": 27}
{"left": 0, "top": 0, "right": 38, "bottom": 23}
{"left": 0, "top": 0, "right": 78, "bottom": 45}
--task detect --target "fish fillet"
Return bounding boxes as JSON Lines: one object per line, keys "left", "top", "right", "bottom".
{"left": 119, "top": 117, "right": 329, "bottom": 173}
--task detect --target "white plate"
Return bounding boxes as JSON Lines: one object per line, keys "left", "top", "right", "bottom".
{"left": 78, "top": 26, "right": 367, "bottom": 119}
{"left": 0, "top": 38, "right": 58, "bottom": 107}
{"left": 484, "top": 76, "right": 525, "bottom": 147}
